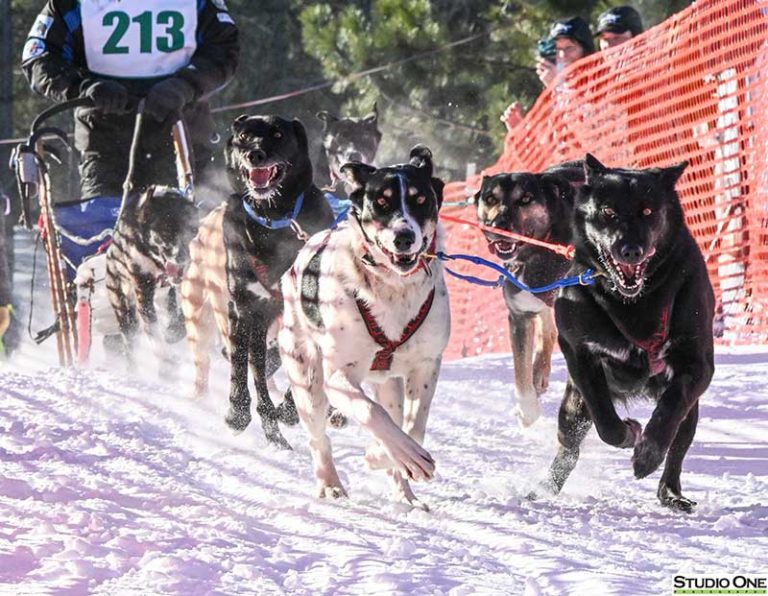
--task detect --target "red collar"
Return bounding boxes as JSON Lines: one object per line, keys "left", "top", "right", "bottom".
{"left": 356, "top": 287, "right": 436, "bottom": 371}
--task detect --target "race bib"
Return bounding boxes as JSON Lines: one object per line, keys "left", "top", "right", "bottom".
{"left": 81, "top": 0, "right": 197, "bottom": 78}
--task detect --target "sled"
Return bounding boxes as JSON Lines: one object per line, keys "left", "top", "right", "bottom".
{"left": 10, "top": 99, "right": 195, "bottom": 367}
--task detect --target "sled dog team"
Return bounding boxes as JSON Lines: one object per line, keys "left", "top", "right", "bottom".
{"left": 108, "top": 110, "right": 713, "bottom": 514}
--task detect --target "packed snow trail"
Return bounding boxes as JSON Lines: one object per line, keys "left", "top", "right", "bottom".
{"left": 1, "top": 230, "right": 766, "bottom": 594}
{"left": 1, "top": 349, "right": 766, "bottom": 594}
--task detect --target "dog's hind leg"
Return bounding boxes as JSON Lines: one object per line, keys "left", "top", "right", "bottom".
{"left": 656, "top": 401, "right": 699, "bottom": 513}
{"left": 530, "top": 380, "right": 593, "bottom": 499}
{"left": 509, "top": 313, "right": 541, "bottom": 427}
{"left": 533, "top": 308, "right": 557, "bottom": 396}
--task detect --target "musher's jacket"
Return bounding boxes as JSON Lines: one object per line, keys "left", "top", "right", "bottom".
{"left": 22, "top": 0, "right": 239, "bottom": 200}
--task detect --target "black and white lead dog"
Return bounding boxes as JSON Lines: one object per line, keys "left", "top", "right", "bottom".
{"left": 279, "top": 146, "right": 449, "bottom": 509}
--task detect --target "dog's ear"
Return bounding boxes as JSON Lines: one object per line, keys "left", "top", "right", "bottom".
{"left": 135, "top": 188, "right": 155, "bottom": 225}
{"left": 409, "top": 145, "right": 434, "bottom": 175}
{"left": 539, "top": 173, "right": 573, "bottom": 204}
{"left": 583, "top": 153, "right": 607, "bottom": 185}
{"left": 658, "top": 161, "right": 688, "bottom": 188}
{"left": 431, "top": 177, "right": 445, "bottom": 211}
{"left": 363, "top": 103, "right": 379, "bottom": 125}
{"left": 292, "top": 119, "right": 309, "bottom": 155}
{"left": 316, "top": 111, "right": 337, "bottom": 129}
{"left": 473, "top": 175, "right": 491, "bottom": 205}
{"left": 340, "top": 162, "right": 376, "bottom": 208}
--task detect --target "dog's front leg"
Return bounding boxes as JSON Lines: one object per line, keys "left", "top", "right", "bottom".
{"left": 509, "top": 312, "right": 540, "bottom": 427}
{"left": 533, "top": 308, "right": 557, "bottom": 396}
{"left": 134, "top": 274, "right": 176, "bottom": 379}
{"left": 248, "top": 317, "right": 292, "bottom": 449}
{"left": 633, "top": 348, "right": 712, "bottom": 482}
{"left": 325, "top": 369, "right": 435, "bottom": 482}
{"left": 225, "top": 301, "right": 252, "bottom": 433}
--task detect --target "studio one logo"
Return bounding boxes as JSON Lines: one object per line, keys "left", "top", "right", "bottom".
{"left": 674, "top": 575, "right": 767, "bottom": 595}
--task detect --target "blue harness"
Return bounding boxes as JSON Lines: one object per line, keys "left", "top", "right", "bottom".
{"left": 242, "top": 192, "right": 305, "bottom": 229}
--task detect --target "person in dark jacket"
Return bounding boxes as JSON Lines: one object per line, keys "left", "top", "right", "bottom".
{"left": 21, "top": 0, "right": 239, "bottom": 277}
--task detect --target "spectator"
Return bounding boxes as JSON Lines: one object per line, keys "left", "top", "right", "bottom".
{"left": 595, "top": 6, "right": 644, "bottom": 51}
{"left": 502, "top": 17, "right": 595, "bottom": 131}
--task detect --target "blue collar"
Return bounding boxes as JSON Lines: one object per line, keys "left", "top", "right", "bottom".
{"left": 242, "top": 192, "right": 304, "bottom": 229}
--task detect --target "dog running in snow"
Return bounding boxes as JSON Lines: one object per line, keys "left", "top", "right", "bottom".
{"left": 105, "top": 187, "right": 200, "bottom": 373}
{"left": 316, "top": 104, "right": 382, "bottom": 215}
{"left": 181, "top": 114, "right": 333, "bottom": 449}
{"left": 474, "top": 171, "right": 574, "bottom": 427}
{"left": 279, "top": 145, "right": 449, "bottom": 509}
{"left": 533, "top": 154, "right": 714, "bottom": 512}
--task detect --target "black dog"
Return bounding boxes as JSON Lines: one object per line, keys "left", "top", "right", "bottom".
{"left": 537, "top": 154, "right": 714, "bottom": 512}
{"left": 218, "top": 115, "right": 333, "bottom": 446}
{"left": 316, "top": 105, "right": 382, "bottom": 213}
{"left": 474, "top": 172, "right": 574, "bottom": 427}
{"left": 106, "top": 187, "right": 200, "bottom": 371}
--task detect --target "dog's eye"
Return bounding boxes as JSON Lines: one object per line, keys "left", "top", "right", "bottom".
{"left": 376, "top": 196, "right": 389, "bottom": 208}
{"left": 238, "top": 132, "right": 250, "bottom": 143}
{"left": 602, "top": 207, "right": 617, "bottom": 219}
{"left": 484, "top": 195, "right": 498, "bottom": 207}
{"left": 642, "top": 207, "right": 653, "bottom": 216}
{"left": 274, "top": 131, "right": 282, "bottom": 139}
{"left": 519, "top": 194, "right": 533, "bottom": 205}
{"left": 415, "top": 195, "right": 426, "bottom": 205}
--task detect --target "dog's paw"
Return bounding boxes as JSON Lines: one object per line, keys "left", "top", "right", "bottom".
{"left": 514, "top": 400, "right": 541, "bottom": 428}
{"left": 318, "top": 484, "right": 348, "bottom": 499}
{"left": 225, "top": 405, "right": 252, "bottom": 434}
{"left": 398, "top": 495, "right": 430, "bottom": 512}
{"left": 526, "top": 478, "right": 559, "bottom": 502}
{"left": 632, "top": 435, "right": 666, "bottom": 478}
{"left": 658, "top": 484, "right": 697, "bottom": 513}
{"left": 620, "top": 418, "right": 643, "bottom": 448}
{"left": 276, "top": 391, "right": 300, "bottom": 426}
{"left": 327, "top": 407, "right": 348, "bottom": 429}
{"left": 380, "top": 435, "right": 435, "bottom": 482}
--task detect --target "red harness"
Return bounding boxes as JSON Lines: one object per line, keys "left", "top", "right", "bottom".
{"left": 356, "top": 288, "right": 436, "bottom": 371}
{"left": 249, "top": 255, "right": 283, "bottom": 301}
{"left": 632, "top": 305, "right": 671, "bottom": 376}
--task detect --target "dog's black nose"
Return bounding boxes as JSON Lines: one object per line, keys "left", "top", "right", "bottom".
{"left": 394, "top": 230, "right": 416, "bottom": 252}
{"left": 247, "top": 149, "right": 266, "bottom": 165}
{"left": 620, "top": 243, "right": 644, "bottom": 263}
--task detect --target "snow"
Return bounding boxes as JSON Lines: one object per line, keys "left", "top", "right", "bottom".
{"left": 1, "top": 230, "right": 767, "bottom": 594}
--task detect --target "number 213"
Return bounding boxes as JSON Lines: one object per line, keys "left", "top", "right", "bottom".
{"left": 103, "top": 10, "right": 185, "bottom": 54}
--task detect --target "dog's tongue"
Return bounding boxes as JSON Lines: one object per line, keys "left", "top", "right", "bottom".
{"left": 618, "top": 262, "right": 637, "bottom": 280}
{"left": 249, "top": 166, "right": 275, "bottom": 189}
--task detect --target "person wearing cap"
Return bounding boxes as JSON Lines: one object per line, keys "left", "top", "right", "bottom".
{"left": 502, "top": 16, "right": 595, "bottom": 131}
{"left": 595, "top": 6, "right": 644, "bottom": 50}
{"left": 536, "top": 17, "right": 596, "bottom": 88}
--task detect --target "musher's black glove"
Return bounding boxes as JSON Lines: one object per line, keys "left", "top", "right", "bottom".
{"left": 143, "top": 77, "right": 196, "bottom": 123}
{"left": 80, "top": 80, "right": 129, "bottom": 113}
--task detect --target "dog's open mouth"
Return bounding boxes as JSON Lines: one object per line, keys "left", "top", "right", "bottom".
{"left": 488, "top": 239, "right": 519, "bottom": 261}
{"left": 376, "top": 237, "right": 428, "bottom": 274}
{"left": 244, "top": 164, "right": 285, "bottom": 192}
{"left": 599, "top": 248, "right": 654, "bottom": 299}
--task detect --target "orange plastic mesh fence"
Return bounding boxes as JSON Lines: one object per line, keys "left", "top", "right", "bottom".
{"left": 440, "top": 0, "right": 768, "bottom": 359}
